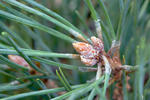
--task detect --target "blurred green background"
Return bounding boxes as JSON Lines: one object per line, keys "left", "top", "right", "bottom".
{"left": 0, "top": 0, "right": 150, "bottom": 100}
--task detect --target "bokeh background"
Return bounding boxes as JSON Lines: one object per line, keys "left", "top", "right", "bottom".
{"left": 0, "top": 0, "right": 150, "bottom": 100}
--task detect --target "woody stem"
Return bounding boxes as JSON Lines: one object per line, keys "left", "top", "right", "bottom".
{"left": 96, "top": 62, "right": 102, "bottom": 80}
